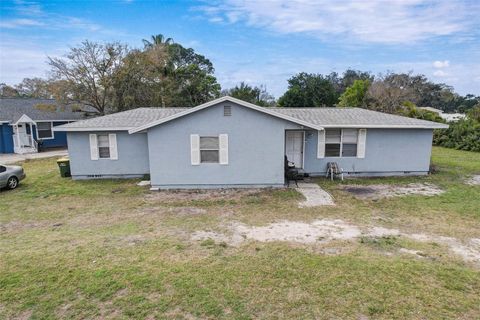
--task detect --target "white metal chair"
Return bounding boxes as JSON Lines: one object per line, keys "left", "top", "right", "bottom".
{"left": 326, "top": 162, "right": 344, "bottom": 181}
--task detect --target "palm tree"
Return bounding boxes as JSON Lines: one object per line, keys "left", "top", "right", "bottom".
{"left": 142, "top": 34, "right": 174, "bottom": 49}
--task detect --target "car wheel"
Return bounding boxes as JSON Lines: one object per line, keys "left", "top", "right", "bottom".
{"left": 7, "top": 176, "right": 18, "bottom": 189}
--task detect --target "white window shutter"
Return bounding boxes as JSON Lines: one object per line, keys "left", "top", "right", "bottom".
{"left": 190, "top": 134, "right": 200, "bottom": 165}
{"left": 357, "top": 129, "right": 367, "bottom": 158}
{"left": 219, "top": 134, "right": 229, "bottom": 165}
{"left": 109, "top": 133, "right": 118, "bottom": 160}
{"left": 317, "top": 130, "right": 325, "bottom": 158}
{"left": 89, "top": 134, "right": 98, "bottom": 160}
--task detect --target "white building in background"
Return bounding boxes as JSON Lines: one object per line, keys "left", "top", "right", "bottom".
{"left": 420, "top": 107, "right": 466, "bottom": 122}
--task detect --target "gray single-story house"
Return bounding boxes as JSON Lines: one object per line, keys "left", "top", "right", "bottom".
{"left": 0, "top": 98, "right": 90, "bottom": 154}
{"left": 55, "top": 96, "right": 448, "bottom": 189}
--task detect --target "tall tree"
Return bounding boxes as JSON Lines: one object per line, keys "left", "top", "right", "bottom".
{"left": 325, "top": 70, "right": 373, "bottom": 96}
{"left": 222, "top": 82, "right": 275, "bottom": 107}
{"left": 364, "top": 79, "right": 414, "bottom": 114}
{"left": 278, "top": 73, "right": 338, "bottom": 107}
{"left": 453, "top": 94, "right": 479, "bottom": 113}
{"left": 338, "top": 79, "right": 370, "bottom": 108}
{"left": 48, "top": 40, "right": 128, "bottom": 114}
{"left": 467, "top": 104, "right": 480, "bottom": 122}
{"left": 112, "top": 37, "right": 220, "bottom": 109}
{"left": 165, "top": 43, "right": 220, "bottom": 106}
{"left": 112, "top": 46, "right": 170, "bottom": 110}
{"left": 0, "top": 83, "right": 20, "bottom": 97}
{"left": 341, "top": 70, "right": 373, "bottom": 88}
{"left": 15, "top": 77, "right": 52, "bottom": 98}
{"left": 142, "top": 34, "right": 174, "bottom": 49}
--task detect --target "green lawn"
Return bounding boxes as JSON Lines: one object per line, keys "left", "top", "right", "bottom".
{"left": 1, "top": 147, "right": 479, "bottom": 319}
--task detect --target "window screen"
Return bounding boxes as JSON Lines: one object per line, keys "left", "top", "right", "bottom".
{"left": 37, "top": 122, "right": 53, "bottom": 139}
{"left": 342, "top": 129, "right": 358, "bottom": 157}
{"left": 325, "top": 129, "right": 358, "bottom": 157}
{"left": 325, "top": 129, "right": 341, "bottom": 157}
{"left": 200, "top": 136, "right": 219, "bottom": 163}
{"left": 97, "top": 134, "right": 110, "bottom": 159}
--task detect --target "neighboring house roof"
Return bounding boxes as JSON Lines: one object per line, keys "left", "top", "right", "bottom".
{"left": 419, "top": 107, "right": 442, "bottom": 114}
{"left": 0, "top": 98, "right": 91, "bottom": 124}
{"left": 439, "top": 113, "right": 466, "bottom": 122}
{"left": 55, "top": 96, "right": 448, "bottom": 132}
{"left": 419, "top": 106, "right": 466, "bottom": 122}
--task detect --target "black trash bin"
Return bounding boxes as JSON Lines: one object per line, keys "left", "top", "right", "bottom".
{"left": 57, "top": 158, "right": 71, "bottom": 177}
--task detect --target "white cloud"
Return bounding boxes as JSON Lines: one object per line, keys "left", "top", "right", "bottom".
{"left": 433, "top": 70, "right": 448, "bottom": 77}
{"left": 0, "top": 2, "right": 126, "bottom": 85}
{"left": 208, "top": 17, "right": 224, "bottom": 23}
{"left": 0, "top": 18, "right": 45, "bottom": 28}
{"left": 14, "top": 0, "right": 43, "bottom": 16}
{"left": 0, "top": 41, "right": 52, "bottom": 84}
{"left": 199, "top": 0, "right": 479, "bottom": 44}
{"left": 2, "top": 1, "right": 106, "bottom": 33}
{"left": 433, "top": 60, "right": 450, "bottom": 68}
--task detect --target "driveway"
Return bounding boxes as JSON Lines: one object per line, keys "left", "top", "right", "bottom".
{"left": 0, "top": 149, "right": 68, "bottom": 164}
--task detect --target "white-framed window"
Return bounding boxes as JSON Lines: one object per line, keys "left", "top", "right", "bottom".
{"left": 89, "top": 133, "right": 118, "bottom": 160}
{"left": 190, "top": 134, "right": 228, "bottom": 165}
{"left": 200, "top": 136, "right": 220, "bottom": 163}
{"left": 325, "top": 129, "right": 359, "bottom": 157}
{"left": 97, "top": 134, "right": 110, "bottom": 159}
{"left": 36, "top": 122, "right": 53, "bottom": 139}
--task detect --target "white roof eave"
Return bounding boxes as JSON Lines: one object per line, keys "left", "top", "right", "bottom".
{"left": 319, "top": 124, "right": 449, "bottom": 129}
{"left": 13, "top": 114, "right": 36, "bottom": 125}
{"left": 53, "top": 127, "right": 133, "bottom": 132}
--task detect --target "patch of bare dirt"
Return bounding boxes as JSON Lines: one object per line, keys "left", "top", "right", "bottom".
{"left": 11, "top": 310, "right": 32, "bottom": 320}
{"left": 466, "top": 175, "right": 480, "bottom": 186}
{"left": 342, "top": 183, "right": 444, "bottom": 200}
{"left": 191, "top": 219, "right": 480, "bottom": 265}
{"left": 163, "top": 308, "right": 198, "bottom": 320}
{"left": 398, "top": 248, "right": 425, "bottom": 258}
{"left": 145, "top": 188, "right": 265, "bottom": 202}
{"left": 191, "top": 230, "right": 244, "bottom": 246}
{"left": 167, "top": 207, "right": 207, "bottom": 215}
{"left": 117, "top": 235, "right": 147, "bottom": 246}
{"left": 0, "top": 220, "right": 47, "bottom": 233}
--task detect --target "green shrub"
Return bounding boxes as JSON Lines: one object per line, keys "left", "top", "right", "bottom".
{"left": 434, "top": 118, "right": 480, "bottom": 152}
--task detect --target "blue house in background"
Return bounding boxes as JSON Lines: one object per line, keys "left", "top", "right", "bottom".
{"left": 0, "top": 98, "right": 90, "bottom": 154}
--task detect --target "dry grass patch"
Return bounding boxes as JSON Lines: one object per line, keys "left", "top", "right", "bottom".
{"left": 1, "top": 148, "right": 480, "bottom": 319}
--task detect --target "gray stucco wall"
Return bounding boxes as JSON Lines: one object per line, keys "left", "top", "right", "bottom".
{"left": 67, "top": 131, "right": 150, "bottom": 179}
{"left": 65, "top": 104, "right": 435, "bottom": 185}
{"left": 147, "top": 102, "right": 302, "bottom": 188}
{"left": 303, "top": 128, "right": 434, "bottom": 176}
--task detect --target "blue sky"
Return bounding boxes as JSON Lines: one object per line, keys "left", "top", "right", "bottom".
{"left": 1, "top": 0, "right": 479, "bottom": 98}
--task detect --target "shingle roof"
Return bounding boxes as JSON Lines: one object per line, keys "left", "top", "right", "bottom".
{"left": 60, "top": 107, "right": 188, "bottom": 130}
{"left": 55, "top": 97, "right": 448, "bottom": 131}
{"left": 0, "top": 98, "right": 91, "bottom": 123}
{"left": 270, "top": 107, "right": 448, "bottom": 129}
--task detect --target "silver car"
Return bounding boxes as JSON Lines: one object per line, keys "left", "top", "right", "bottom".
{"left": 0, "top": 165, "right": 26, "bottom": 190}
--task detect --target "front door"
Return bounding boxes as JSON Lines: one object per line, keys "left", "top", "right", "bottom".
{"left": 285, "top": 131, "right": 304, "bottom": 168}
{"left": 17, "top": 124, "right": 31, "bottom": 147}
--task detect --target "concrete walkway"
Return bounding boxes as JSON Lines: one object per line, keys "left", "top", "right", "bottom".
{"left": 296, "top": 182, "right": 335, "bottom": 207}
{"left": 0, "top": 149, "right": 68, "bottom": 164}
